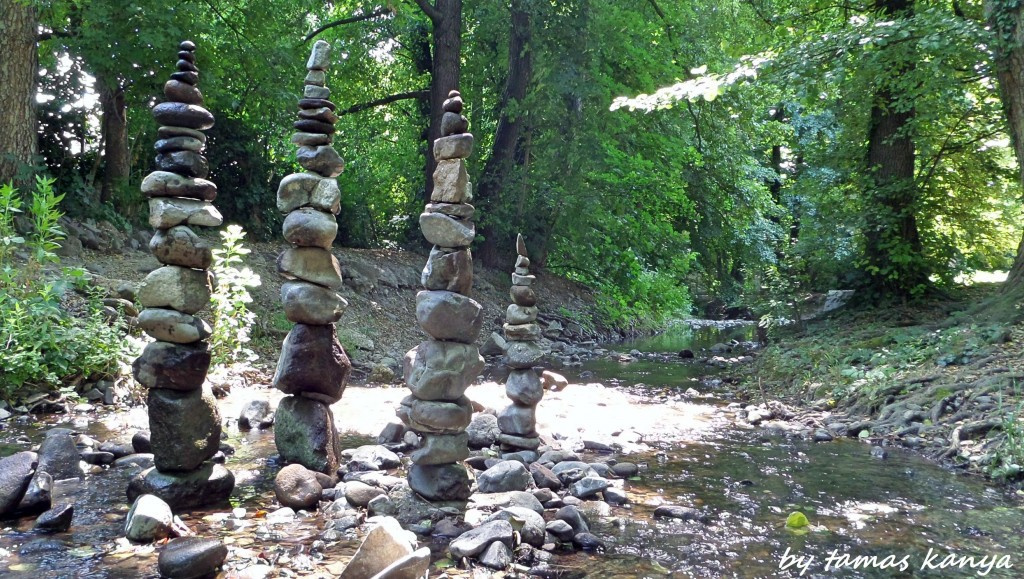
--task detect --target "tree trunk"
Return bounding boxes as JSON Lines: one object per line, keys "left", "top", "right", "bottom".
{"left": 0, "top": 0, "right": 39, "bottom": 186}
{"left": 861, "top": 0, "right": 927, "bottom": 296}
{"left": 475, "top": 0, "right": 532, "bottom": 267}
{"left": 98, "top": 76, "right": 129, "bottom": 204}
{"left": 987, "top": 1, "right": 1024, "bottom": 289}
{"left": 421, "top": 0, "right": 462, "bottom": 201}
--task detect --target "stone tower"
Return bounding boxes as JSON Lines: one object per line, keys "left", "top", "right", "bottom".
{"left": 400, "top": 90, "right": 484, "bottom": 502}
{"left": 497, "top": 234, "right": 544, "bottom": 450}
{"left": 271, "top": 40, "right": 351, "bottom": 474}
{"left": 129, "top": 40, "right": 234, "bottom": 509}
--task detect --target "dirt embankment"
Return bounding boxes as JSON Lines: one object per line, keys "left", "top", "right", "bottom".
{"left": 728, "top": 293, "right": 1024, "bottom": 486}
{"left": 55, "top": 220, "right": 611, "bottom": 385}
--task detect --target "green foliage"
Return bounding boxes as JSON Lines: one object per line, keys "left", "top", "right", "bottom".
{"left": 0, "top": 178, "right": 132, "bottom": 398}
{"left": 990, "top": 384, "right": 1024, "bottom": 481}
{"left": 209, "top": 225, "right": 261, "bottom": 367}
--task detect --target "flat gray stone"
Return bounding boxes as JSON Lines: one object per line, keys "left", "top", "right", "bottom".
{"left": 277, "top": 247, "right": 344, "bottom": 290}
{"left": 141, "top": 171, "right": 216, "bottom": 201}
{"left": 433, "top": 134, "right": 474, "bottom": 161}
{"left": 149, "top": 198, "right": 222, "bottom": 229}
{"left": 396, "top": 395, "right": 472, "bottom": 435}
{"left": 419, "top": 212, "right": 474, "bottom": 248}
{"left": 448, "top": 520, "right": 513, "bottom": 559}
{"left": 137, "top": 308, "right": 212, "bottom": 345}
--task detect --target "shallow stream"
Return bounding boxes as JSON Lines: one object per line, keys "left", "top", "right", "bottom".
{"left": 1, "top": 322, "right": 1022, "bottom": 578}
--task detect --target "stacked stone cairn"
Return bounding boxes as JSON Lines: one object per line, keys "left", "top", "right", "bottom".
{"left": 399, "top": 89, "right": 484, "bottom": 502}
{"left": 271, "top": 40, "right": 351, "bottom": 475}
{"left": 497, "top": 235, "right": 544, "bottom": 451}
{"left": 128, "top": 40, "right": 234, "bottom": 509}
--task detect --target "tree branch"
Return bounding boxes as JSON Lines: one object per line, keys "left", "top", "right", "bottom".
{"left": 337, "top": 89, "right": 429, "bottom": 116}
{"left": 412, "top": 0, "right": 441, "bottom": 22}
{"left": 303, "top": 7, "right": 395, "bottom": 43}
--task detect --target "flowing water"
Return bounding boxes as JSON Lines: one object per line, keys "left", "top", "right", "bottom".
{"left": 1, "top": 322, "right": 1022, "bottom": 578}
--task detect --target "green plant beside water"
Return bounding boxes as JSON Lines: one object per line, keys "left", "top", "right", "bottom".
{"left": 209, "top": 224, "right": 261, "bottom": 367}
{"left": 990, "top": 383, "right": 1024, "bottom": 481}
{"left": 0, "top": 178, "right": 132, "bottom": 399}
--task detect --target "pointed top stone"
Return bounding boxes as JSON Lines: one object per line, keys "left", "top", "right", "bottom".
{"left": 179, "top": 40, "right": 196, "bottom": 51}
{"left": 307, "top": 40, "right": 332, "bottom": 71}
{"left": 516, "top": 234, "right": 527, "bottom": 257}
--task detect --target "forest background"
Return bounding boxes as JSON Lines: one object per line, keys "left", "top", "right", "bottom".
{"left": 5, "top": 0, "right": 1024, "bottom": 326}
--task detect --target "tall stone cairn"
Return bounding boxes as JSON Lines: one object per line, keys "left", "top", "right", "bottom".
{"left": 128, "top": 40, "right": 234, "bottom": 510}
{"left": 497, "top": 235, "right": 544, "bottom": 450}
{"left": 271, "top": 40, "right": 351, "bottom": 475}
{"left": 400, "top": 90, "right": 484, "bottom": 502}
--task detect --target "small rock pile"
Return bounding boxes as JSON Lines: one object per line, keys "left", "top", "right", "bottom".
{"left": 272, "top": 40, "right": 351, "bottom": 475}
{"left": 497, "top": 235, "right": 544, "bottom": 451}
{"left": 399, "top": 89, "right": 484, "bottom": 502}
{"left": 129, "top": 40, "right": 233, "bottom": 510}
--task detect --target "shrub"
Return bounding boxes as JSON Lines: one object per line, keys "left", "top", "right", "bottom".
{"left": 209, "top": 224, "right": 261, "bottom": 367}
{"left": 0, "top": 177, "right": 133, "bottom": 399}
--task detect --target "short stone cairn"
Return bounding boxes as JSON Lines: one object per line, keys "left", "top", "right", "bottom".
{"left": 497, "top": 235, "right": 543, "bottom": 450}
{"left": 399, "top": 89, "right": 484, "bottom": 502}
{"left": 129, "top": 40, "right": 234, "bottom": 509}
{"left": 272, "top": 40, "right": 351, "bottom": 475}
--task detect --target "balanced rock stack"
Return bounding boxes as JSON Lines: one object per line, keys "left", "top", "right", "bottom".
{"left": 128, "top": 40, "right": 234, "bottom": 509}
{"left": 399, "top": 89, "right": 484, "bottom": 502}
{"left": 271, "top": 40, "right": 351, "bottom": 475}
{"left": 497, "top": 235, "right": 544, "bottom": 451}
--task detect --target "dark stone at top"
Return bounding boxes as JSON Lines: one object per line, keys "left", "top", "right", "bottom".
{"left": 443, "top": 95, "right": 464, "bottom": 113}
{"left": 180, "top": 40, "right": 196, "bottom": 51}
{"left": 177, "top": 51, "right": 195, "bottom": 63}
{"left": 170, "top": 71, "right": 199, "bottom": 85}
{"left": 298, "top": 98, "right": 336, "bottom": 112}
{"left": 448, "top": 89, "right": 460, "bottom": 98}
{"left": 176, "top": 59, "right": 199, "bottom": 73}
